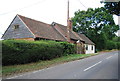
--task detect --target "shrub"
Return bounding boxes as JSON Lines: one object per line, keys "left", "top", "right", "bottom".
{"left": 59, "top": 42, "right": 76, "bottom": 55}
{"left": 2, "top": 40, "right": 64, "bottom": 65}
{"left": 2, "top": 40, "right": 76, "bottom": 66}
{"left": 116, "top": 42, "right": 120, "bottom": 50}
{"left": 106, "top": 40, "right": 117, "bottom": 50}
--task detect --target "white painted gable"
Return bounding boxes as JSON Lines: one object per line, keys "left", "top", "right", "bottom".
{"left": 85, "top": 44, "right": 95, "bottom": 54}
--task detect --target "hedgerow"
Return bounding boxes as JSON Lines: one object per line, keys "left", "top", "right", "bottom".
{"left": 106, "top": 40, "right": 120, "bottom": 50}
{"left": 2, "top": 40, "right": 76, "bottom": 66}
{"left": 59, "top": 42, "right": 76, "bottom": 55}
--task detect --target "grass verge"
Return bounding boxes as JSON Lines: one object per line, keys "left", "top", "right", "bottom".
{"left": 2, "top": 53, "right": 98, "bottom": 78}
{"left": 98, "top": 49, "right": 118, "bottom": 53}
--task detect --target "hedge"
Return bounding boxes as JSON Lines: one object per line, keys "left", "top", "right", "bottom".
{"left": 106, "top": 40, "right": 120, "bottom": 50}
{"left": 2, "top": 40, "right": 76, "bottom": 66}
{"left": 59, "top": 42, "right": 76, "bottom": 55}
{"left": 116, "top": 42, "right": 120, "bottom": 50}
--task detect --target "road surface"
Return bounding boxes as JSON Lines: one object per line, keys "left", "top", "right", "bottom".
{"left": 6, "top": 51, "right": 119, "bottom": 79}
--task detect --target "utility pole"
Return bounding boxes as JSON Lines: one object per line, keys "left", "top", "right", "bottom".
{"left": 67, "top": 0, "right": 70, "bottom": 42}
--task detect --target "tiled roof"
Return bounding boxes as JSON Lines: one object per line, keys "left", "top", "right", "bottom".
{"left": 18, "top": 14, "right": 92, "bottom": 44}
{"left": 18, "top": 15, "right": 66, "bottom": 41}
{"left": 71, "top": 31, "right": 84, "bottom": 41}
{"left": 78, "top": 34, "right": 95, "bottom": 45}
{"left": 55, "top": 23, "right": 84, "bottom": 41}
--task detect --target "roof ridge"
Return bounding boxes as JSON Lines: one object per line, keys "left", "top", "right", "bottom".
{"left": 17, "top": 14, "right": 50, "bottom": 26}
{"left": 54, "top": 22, "right": 66, "bottom": 27}
{"left": 52, "top": 25, "right": 67, "bottom": 41}
{"left": 17, "top": 14, "right": 67, "bottom": 27}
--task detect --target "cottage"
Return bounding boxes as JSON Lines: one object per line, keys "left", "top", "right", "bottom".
{"left": 78, "top": 34, "right": 95, "bottom": 54}
{"left": 2, "top": 14, "right": 95, "bottom": 54}
{"left": 2, "top": 1, "right": 95, "bottom": 54}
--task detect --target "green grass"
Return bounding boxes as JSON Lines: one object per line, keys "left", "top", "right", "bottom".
{"left": 2, "top": 53, "right": 98, "bottom": 78}
{"left": 98, "top": 49, "right": 118, "bottom": 53}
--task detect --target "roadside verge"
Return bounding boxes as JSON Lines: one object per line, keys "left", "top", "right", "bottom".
{"left": 2, "top": 53, "right": 97, "bottom": 78}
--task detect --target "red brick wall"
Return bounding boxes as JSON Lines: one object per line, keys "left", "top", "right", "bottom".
{"left": 15, "top": 38, "right": 34, "bottom": 41}
{"left": 69, "top": 40, "right": 76, "bottom": 43}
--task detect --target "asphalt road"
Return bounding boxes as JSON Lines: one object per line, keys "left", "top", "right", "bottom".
{"left": 7, "top": 51, "right": 119, "bottom": 79}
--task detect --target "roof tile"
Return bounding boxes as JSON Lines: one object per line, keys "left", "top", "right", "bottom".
{"left": 78, "top": 34, "right": 95, "bottom": 45}
{"left": 18, "top": 15, "right": 66, "bottom": 41}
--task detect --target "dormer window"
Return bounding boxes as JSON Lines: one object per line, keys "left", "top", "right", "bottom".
{"left": 51, "top": 22, "right": 56, "bottom": 26}
{"left": 13, "top": 25, "right": 19, "bottom": 30}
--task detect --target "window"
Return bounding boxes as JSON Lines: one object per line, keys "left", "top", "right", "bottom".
{"left": 91, "top": 45, "right": 93, "bottom": 50}
{"left": 13, "top": 25, "right": 19, "bottom": 30}
{"left": 86, "top": 45, "right": 88, "bottom": 50}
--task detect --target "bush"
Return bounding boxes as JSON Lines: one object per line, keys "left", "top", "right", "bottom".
{"left": 106, "top": 40, "right": 117, "bottom": 50}
{"left": 2, "top": 40, "right": 76, "bottom": 66}
{"left": 2, "top": 40, "right": 64, "bottom": 65}
{"left": 59, "top": 42, "right": 76, "bottom": 55}
{"left": 116, "top": 42, "right": 120, "bottom": 50}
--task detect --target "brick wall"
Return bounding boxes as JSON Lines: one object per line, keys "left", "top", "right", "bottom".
{"left": 16, "top": 38, "right": 34, "bottom": 41}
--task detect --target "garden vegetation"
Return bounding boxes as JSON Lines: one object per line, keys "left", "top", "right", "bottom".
{"left": 2, "top": 40, "right": 76, "bottom": 66}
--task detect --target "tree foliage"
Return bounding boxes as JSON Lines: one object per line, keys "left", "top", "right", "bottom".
{"left": 72, "top": 7, "right": 119, "bottom": 50}
{"left": 103, "top": 2, "right": 120, "bottom": 16}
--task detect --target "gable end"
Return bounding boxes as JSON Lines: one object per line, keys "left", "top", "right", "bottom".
{"left": 2, "top": 15, "right": 35, "bottom": 40}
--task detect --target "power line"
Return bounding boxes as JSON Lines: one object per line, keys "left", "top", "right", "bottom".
{"left": 77, "top": 0, "right": 88, "bottom": 9}
{"left": 0, "top": 0, "right": 47, "bottom": 16}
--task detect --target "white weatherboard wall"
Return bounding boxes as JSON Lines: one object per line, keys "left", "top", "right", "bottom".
{"left": 85, "top": 44, "right": 95, "bottom": 54}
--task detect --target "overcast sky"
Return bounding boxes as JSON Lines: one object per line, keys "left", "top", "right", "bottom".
{"left": 0, "top": 0, "right": 118, "bottom": 38}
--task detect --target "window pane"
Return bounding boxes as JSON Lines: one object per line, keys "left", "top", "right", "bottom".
{"left": 91, "top": 45, "right": 93, "bottom": 50}
{"left": 14, "top": 25, "right": 19, "bottom": 29}
{"left": 86, "top": 45, "right": 88, "bottom": 50}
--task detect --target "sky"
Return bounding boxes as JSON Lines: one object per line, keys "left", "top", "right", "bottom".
{"left": 0, "top": 0, "right": 119, "bottom": 38}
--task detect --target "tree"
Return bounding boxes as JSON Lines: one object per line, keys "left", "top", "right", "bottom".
{"left": 72, "top": 7, "right": 119, "bottom": 50}
{"left": 102, "top": 2, "right": 120, "bottom": 16}
{"left": 102, "top": 24, "right": 119, "bottom": 40}
{"left": 102, "top": 2, "right": 120, "bottom": 50}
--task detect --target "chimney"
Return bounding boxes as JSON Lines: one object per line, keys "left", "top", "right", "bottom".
{"left": 67, "top": 0, "right": 73, "bottom": 42}
{"left": 68, "top": 18, "right": 72, "bottom": 30}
